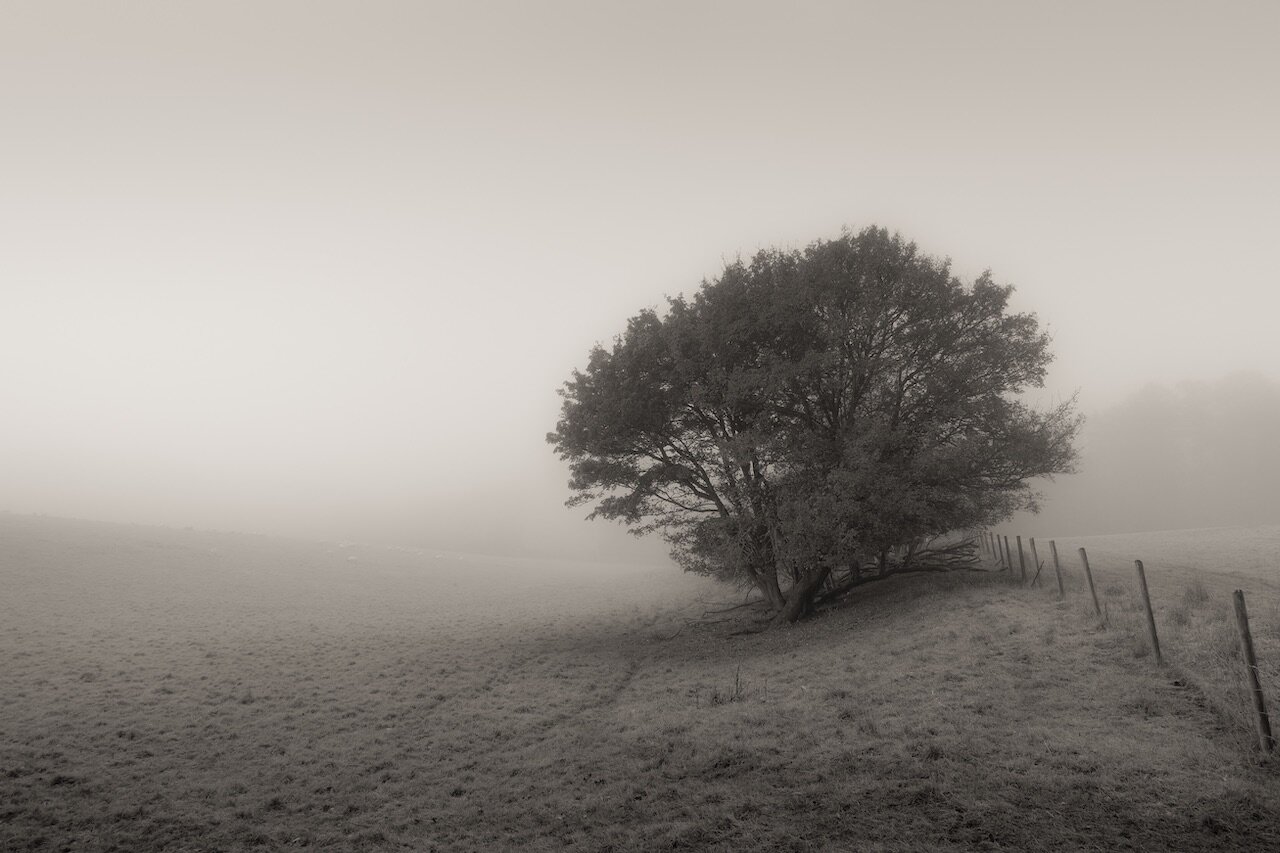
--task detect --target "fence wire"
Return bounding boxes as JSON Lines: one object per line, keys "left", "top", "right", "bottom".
{"left": 985, "top": 528, "right": 1280, "bottom": 755}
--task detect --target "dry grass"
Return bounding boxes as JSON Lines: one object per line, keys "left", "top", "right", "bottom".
{"left": 1030, "top": 525, "right": 1280, "bottom": 755}
{"left": 3, "top": 515, "right": 1280, "bottom": 851}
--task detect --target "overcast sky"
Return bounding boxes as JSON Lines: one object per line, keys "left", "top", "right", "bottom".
{"left": 2, "top": 1, "right": 1278, "bottom": 556}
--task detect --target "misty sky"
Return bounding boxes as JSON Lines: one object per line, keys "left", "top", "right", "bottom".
{"left": 3, "top": 1, "right": 1278, "bottom": 556}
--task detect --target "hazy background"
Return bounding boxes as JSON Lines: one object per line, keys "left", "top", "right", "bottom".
{"left": 3, "top": 1, "right": 1278, "bottom": 560}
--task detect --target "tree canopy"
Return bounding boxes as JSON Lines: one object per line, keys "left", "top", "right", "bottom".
{"left": 548, "top": 227, "right": 1079, "bottom": 623}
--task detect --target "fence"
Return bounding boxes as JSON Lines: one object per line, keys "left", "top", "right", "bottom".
{"left": 978, "top": 528, "right": 1279, "bottom": 757}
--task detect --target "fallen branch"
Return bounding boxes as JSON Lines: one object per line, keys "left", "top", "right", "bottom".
{"left": 813, "top": 540, "right": 986, "bottom": 607}
{"left": 660, "top": 602, "right": 771, "bottom": 640}
{"left": 701, "top": 598, "right": 768, "bottom": 617}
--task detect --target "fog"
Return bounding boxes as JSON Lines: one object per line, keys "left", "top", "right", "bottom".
{"left": 2, "top": 2, "right": 1278, "bottom": 559}
{"left": 1011, "top": 372, "right": 1280, "bottom": 538}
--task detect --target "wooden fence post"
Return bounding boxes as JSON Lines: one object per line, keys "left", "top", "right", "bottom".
{"left": 1003, "top": 536, "right": 1013, "bottom": 577}
{"left": 1029, "top": 538, "right": 1043, "bottom": 587}
{"left": 1233, "top": 590, "right": 1276, "bottom": 754}
{"left": 1078, "top": 547, "right": 1102, "bottom": 619}
{"left": 1134, "top": 560, "right": 1162, "bottom": 665}
{"left": 1049, "top": 540, "right": 1064, "bottom": 599}
{"left": 1016, "top": 536, "right": 1027, "bottom": 583}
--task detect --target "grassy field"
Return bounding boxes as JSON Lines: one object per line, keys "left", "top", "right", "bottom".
{"left": 992, "top": 525, "right": 1280, "bottom": 755}
{"left": 3, "top": 515, "right": 1280, "bottom": 851}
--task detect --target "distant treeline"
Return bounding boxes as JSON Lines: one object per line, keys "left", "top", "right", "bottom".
{"left": 1018, "top": 372, "right": 1280, "bottom": 536}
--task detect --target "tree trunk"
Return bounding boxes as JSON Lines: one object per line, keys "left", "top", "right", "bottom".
{"left": 755, "top": 567, "right": 786, "bottom": 611}
{"left": 748, "top": 523, "right": 786, "bottom": 610}
{"left": 773, "top": 565, "right": 833, "bottom": 624}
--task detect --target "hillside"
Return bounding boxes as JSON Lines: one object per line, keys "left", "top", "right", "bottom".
{"left": 3, "top": 514, "right": 1279, "bottom": 851}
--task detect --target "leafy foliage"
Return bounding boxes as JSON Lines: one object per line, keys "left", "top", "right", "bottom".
{"left": 549, "top": 227, "right": 1079, "bottom": 621}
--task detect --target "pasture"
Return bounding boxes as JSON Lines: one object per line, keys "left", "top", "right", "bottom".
{"left": 3, "top": 514, "right": 1280, "bottom": 851}
{"left": 998, "top": 525, "right": 1280, "bottom": 753}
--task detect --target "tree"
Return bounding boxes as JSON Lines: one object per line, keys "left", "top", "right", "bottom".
{"left": 548, "top": 227, "right": 1080, "bottom": 623}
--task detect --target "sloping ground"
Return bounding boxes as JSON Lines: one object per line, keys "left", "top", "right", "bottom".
{"left": 992, "top": 525, "right": 1280, "bottom": 754}
{"left": 2, "top": 515, "right": 1278, "bottom": 852}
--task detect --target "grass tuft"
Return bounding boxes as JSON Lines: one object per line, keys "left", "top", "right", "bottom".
{"left": 705, "top": 665, "right": 748, "bottom": 706}
{"left": 1183, "top": 578, "right": 1211, "bottom": 608}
